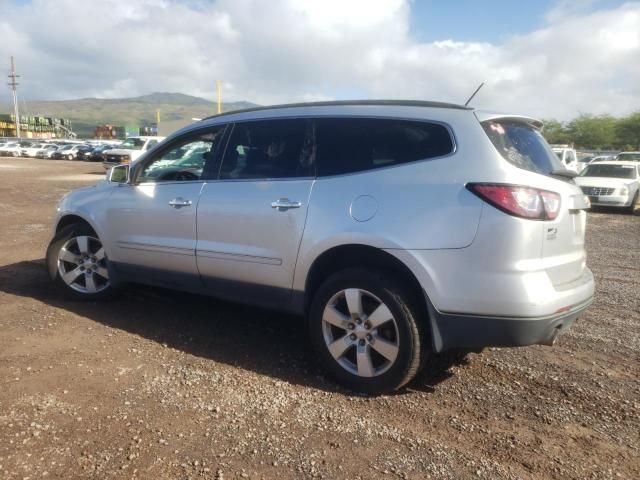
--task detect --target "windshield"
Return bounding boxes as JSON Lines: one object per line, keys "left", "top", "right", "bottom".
{"left": 119, "top": 138, "right": 145, "bottom": 150}
{"left": 580, "top": 164, "right": 637, "bottom": 179}
{"left": 617, "top": 153, "right": 640, "bottom": 161}
{"left": 482, "top": 120, "right": 564, "bottom": 175}
{"left": 555, "top": 152, "right": 563, "bottom": 159}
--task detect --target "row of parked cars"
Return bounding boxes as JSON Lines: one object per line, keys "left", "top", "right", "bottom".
{"left": 0, "top": 139, "right": 121, "bottom": 162}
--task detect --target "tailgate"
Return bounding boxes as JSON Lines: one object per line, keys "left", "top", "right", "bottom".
{"left": 542, "top": 187, "right": 590, "bottom": 287}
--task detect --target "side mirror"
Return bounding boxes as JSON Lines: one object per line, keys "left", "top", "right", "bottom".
{"left": 108, "top": 164, "right": 129, "bottom": 183}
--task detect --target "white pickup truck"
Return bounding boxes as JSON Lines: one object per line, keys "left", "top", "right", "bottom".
{"left": 552, "top": 145, "right": 579, "bottom": 172}
{"left": 102, "top": 136, "right": 165, "bottom": 170}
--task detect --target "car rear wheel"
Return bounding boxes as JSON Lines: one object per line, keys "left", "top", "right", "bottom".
{"left": 308, "top": 268, "right": 427, "bottom": 394}
{"left": 46, "top": 224, "right": 114, "bottom": 300}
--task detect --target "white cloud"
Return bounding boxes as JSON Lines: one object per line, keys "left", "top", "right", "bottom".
{"left": 0, "top": 0, "right": 638, "bottom": 119}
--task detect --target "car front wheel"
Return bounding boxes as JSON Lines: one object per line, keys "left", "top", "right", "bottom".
{"left": 46, "top": 224, "right": 114, "bottom": 300}
{"left": 628, "top": 191, "right": 639, "bottom": 214}
{"left": 308, "top": 268, "right": 427, "bottom": 394}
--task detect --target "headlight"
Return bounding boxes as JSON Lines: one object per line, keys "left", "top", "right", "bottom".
{"left": 120, "top": 155, "right": 130, "bottom": 162}
{"left": 619, "top": 186, "right": 629, "bottom": 196}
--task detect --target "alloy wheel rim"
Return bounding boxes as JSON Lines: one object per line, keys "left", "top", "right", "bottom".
{"left": 57, "top": 235, "right": 110, "bottom": 294}
{"left": 321, "top": 288, "right": 400, "bottom": 378}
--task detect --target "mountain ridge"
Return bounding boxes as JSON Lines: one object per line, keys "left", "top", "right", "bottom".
{"left": 0, "top": 92, "right": 257, "bottom": 137}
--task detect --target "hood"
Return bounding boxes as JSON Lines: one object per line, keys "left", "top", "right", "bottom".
{"left": 104, "top": 148, "right": 140, "bottom": 155}
{"left": 574, "top": 177, "right": 636, "bottom": 188}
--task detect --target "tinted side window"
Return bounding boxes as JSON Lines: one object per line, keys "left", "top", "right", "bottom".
{"left": 316, "top": 118, "right": 453, "bottom": 176}
{"left": 220, "top": 119, "right": 315, "bottom": 180}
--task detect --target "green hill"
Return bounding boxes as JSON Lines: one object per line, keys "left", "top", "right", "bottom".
{"left": 1, "top": 92, "right": 256, "bottom": 137}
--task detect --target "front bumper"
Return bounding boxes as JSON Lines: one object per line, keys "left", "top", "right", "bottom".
{"left": 587, "top": 194, "right": 633, "bottom": 207}
{"left": 427, "top": 295, "right": 593, "bottom": 352}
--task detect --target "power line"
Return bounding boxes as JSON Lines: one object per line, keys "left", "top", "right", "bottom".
{"left": 8, "top": 56, "right": 21, "bottom": 138}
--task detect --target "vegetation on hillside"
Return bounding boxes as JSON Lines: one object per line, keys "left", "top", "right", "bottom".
{"left": 541, "top": 112, "right": 640, "bottom": 150}
{"left": 0, "top": 92, "right": 256, "bottom": 137}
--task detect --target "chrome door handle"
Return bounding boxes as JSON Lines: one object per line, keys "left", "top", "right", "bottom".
{"left": 168, "top": 197, "right": 192, "bottom": 208}
{"left": 271, "top": 198, "right": 302, "bottom": 210}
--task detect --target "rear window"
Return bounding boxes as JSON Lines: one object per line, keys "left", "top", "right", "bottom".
{"left": 482, "top": 120, "right": 563, "bottom": 175}
{"left": 316, "top": 118, "right": 453, "bottom": 176}
{"left": 581, "top": 164, "right": 637, "bottom": 179}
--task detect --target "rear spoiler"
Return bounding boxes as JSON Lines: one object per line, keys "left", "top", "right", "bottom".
{"left": 474, "top": 111, "right": 544, "bottom": 130}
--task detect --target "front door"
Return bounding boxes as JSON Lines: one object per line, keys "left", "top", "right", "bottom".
{"left": 103, "top": 127, "right": 226, "bottom": 289}
{"left": 196, "top": 118, "right": 316, "bottom": 308}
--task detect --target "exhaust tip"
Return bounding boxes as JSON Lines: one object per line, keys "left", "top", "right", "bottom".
{"left": 540, "top": 327, "right": 561, "bottom": 347}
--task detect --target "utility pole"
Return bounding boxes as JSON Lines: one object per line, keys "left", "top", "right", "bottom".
{"left": 216, "top": 80, "right": 222, "bottom": 114}
{"left": 8, "top": 56, "right": 21, "bottom": 138}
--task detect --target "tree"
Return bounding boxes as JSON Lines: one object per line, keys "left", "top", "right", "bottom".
{"left": 541, "top": 119, "right": 570, "bottom": 145}
{"left": 566, "top": 114, "right": 617, "bottom": 149}
{"left": 615, "top": 112, "right": 640, "bottom": 150}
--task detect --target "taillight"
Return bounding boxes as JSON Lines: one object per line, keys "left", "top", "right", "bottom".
{"left": 467, "top": 183, "right": 561, "bottom": 221}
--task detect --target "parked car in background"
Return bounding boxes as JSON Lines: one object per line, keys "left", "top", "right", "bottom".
{"left": 575, "top": 161, "right": 640, "bottom": 213}
{"left": 590, "top": 155, "right": 616, "bottom": 163}
{"left": 0, "top": 142, "right": 22, "bottom": 157}
{"left": 88, "top": 144, "right": 113, "bottom": 162}
{"left": 75, "top": 145, "right": 96, "bottom": 161}
{"left": 47, "top": 100, "right": 594, "bottom": 393}
{"left": 36, "top": 144, "right": 60, "bottom": 158}
{"left": 616, "top": 152, "right": 640, "bottom": 162}
{"left": 51, "top": 144, "right": 81, "bottom": 160}
{"left": 21, "top": 143, "right": 46, "bottom": 157}
{"left": 552, "top": 146, "right": 579, "bottom": 172}
{"left": 102, "top": 136, "right": 165, "bottom": 169}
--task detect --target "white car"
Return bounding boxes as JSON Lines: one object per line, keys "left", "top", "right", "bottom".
{"left": 574, "top": 161, "right": 640, "bottom": 213}
{"left": 102, "top": 136, "right": 165, "bottom": 169}
{"left": 21, "top": 143, "right": 46, "bottom": 157}
{"left": 36, "top": 144, "right": 60, "bottom": 158}
{"left": 0, "top": 142, "right": 22, "bottom": 157}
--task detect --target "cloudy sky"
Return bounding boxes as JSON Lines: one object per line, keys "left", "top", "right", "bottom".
{"left": 0, "top": 0, "right": 638, "bottom": 119}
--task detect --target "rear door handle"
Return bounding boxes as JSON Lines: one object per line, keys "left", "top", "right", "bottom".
{"left": 271, "top": 198, "right": 302, "bottom": 210}
{"left": 169, "top": 197, "right": 192, "bottom": 208}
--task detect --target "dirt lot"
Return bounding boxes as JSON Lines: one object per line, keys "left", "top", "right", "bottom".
{"left": 0, "top": 157, "right": 638, "bottom": 480}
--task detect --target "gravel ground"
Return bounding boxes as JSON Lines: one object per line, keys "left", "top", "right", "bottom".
{"left": 0, "top": 157, "right": 638, "bottom": 480}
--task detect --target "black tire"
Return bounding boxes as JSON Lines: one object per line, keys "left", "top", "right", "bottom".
{"left": 46, "top": 223, "right": 115, "bottom": 300}
{"left": 628, "top": 191, "right": 639, "bottom": 214}
{"left": 308, "top": 268, "right": 428, "bottom": 395}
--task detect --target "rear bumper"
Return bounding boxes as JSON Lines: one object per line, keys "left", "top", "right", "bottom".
{"left": 427, "top": 295, "right": 593, "bottom": 352}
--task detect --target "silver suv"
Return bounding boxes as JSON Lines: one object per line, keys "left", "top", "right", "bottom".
{"left": 46, "top": 100, "right": 595, "bottom": 393}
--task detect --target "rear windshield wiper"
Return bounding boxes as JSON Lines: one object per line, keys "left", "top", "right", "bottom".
{"left": 550, "top": 169, "right": 578, "bottom": 179}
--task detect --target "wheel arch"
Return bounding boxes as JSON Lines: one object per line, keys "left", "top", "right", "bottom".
{"left": 303, "top": 244, "right": 430, "bottom": 330}
{"left": 55, "top": 213, "right": 97, "bottom": 235}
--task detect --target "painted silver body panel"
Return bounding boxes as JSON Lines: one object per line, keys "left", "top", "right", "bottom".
{"left": 196, "top": 179, "right": 314, "bottom": 290}
{"left": 102, "top": 182, "right": 204, "bottom": 275}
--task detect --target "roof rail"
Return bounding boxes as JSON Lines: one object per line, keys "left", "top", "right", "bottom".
{"left": 202, "top": 99, "right": 471, "bottom": 121}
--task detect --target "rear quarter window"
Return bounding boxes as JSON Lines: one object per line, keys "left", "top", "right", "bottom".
{"left": 482, "top": 120, "right": 563, "bottom": 175}
{"left": 316, "top": 118, "right": 454, "bottom": 176}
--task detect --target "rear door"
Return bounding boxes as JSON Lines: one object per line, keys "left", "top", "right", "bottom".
{"left": 195, "top": 118, "right": 315, "bottom": 308}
